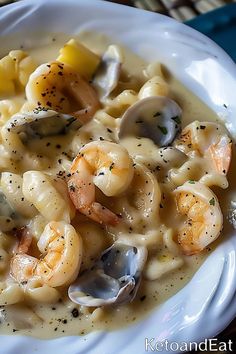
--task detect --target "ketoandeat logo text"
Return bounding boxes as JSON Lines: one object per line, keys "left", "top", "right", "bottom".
{"left": 145, "top": 338, "right": 233, "bottom": 352}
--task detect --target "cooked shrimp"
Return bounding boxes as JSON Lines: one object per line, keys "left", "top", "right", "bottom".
{"left": 25, "top": 61, "right": 100, "bottom": 124}
{"left": 174, "top": 181, "right": 223, "bottom": 255}
{"left": 174, "top": 121, "right": 232, "bottom": 175}
{"left": 15, "top": 227, "right": 33, "bottom": 254}
{"left": 11, "top": 221, "right": 82, "bottom": 287}
{"left": 68, "top": 141, "right": 134, "bottom": 225}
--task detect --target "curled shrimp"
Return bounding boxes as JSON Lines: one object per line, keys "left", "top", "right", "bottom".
{"left": 174, "top": 181, "right": 223, "bottom": 255}
{"left": 174, "top": 121, "right": 232, "bottom": 175}
{"left": 68, "top": 141, "right": 134, "bottom": 226}
{"left": 11, "top": 221, "right": 82, "bottom": 287}
{"left": 25, "top": 61, "right": 100, "bottom": 124}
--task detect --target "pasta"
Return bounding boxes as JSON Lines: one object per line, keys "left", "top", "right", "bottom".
{"left": 0, "top": 280, "right": 24, "bottom": 306}
{"left": 24, "top": 278, "right": 60, "bottom": 303}
{"left": 22, "top": 171, "right": 73, "bottom": 222}
{"left": 138, "top": 75, "right": 169, "bottom": 99}
{"left": 1, "top": 172, "right": 37, "bottom": 218}
{"left": 0, "top": 50, "right": 36, "bottom": 97}
{"left": 0, "top": 33, "right": 233, "bottom": 338}
{"left": 0, "top": 97, "right": 25, "bottom": 125}
{"left": 75, "top": 222, "right": 110, "bottom": 270}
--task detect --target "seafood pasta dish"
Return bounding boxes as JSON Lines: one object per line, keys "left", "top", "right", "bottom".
{"left": 0, "top": 32, "right": 234, "bottom": 338}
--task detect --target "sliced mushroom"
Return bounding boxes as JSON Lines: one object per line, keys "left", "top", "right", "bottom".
{"left": 68, "top": 243, "right": 147, "bottom": 307}
{"left": 2, "top": 108, "right": 81, "bottom": 142}
{"left": 93, "top": 45, "right": 123, "bottom": 99}
{"left": 119, "top": 96, "right": 182, "bottom": 147}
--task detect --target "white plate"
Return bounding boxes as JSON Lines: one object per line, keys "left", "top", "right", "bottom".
{"left": 0, "top": 1, "right": 236, "bottom": 353}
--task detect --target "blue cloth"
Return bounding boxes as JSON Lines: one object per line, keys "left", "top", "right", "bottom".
{"left": 186, "top": 3, "right": 236, "bottom": 62}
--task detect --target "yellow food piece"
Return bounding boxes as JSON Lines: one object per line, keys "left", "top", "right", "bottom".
{"left": 57, "top": 39, "right": 100, "bottom": 79}
{"left": 0, "top": 50, "right": 36, "bottom": 98}
{"left": 0, "top": 69, "right": 15, "bottom": 97}
{"left": 9, "top": 50, "right": 27, "bottom": 62}
{"left": 0, "top": 55, "right": 16, "bottom": 80}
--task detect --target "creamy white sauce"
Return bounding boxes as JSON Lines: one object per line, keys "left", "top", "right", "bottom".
{"left": 0, "top": 31, "right": 235, "bottom": 339}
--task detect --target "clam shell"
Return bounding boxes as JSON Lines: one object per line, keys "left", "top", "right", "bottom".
{"left": 0, "top": 189, "right": 16, "bottom": 232}
{"left": 68, "top": 243, "right": 147, "bottom": 307}
{"left": 3, "top": 109, "right": 80, "bottom": 141}
{"left": 93, "top": 45, "right": 123, "bottom": 99}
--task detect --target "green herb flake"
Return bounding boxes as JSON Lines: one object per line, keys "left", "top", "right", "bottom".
{"left": 109, "top": 162, "right": 115, "bottom": 171}
{"left": 158, "top": 125, "right": 168, "bottom": 135}
{"left": 171, "top": 116, "right": 181, "bottom": 124}
{"left": 209, "top": 197, "right": 215, "bottom": 206}
{"left": 188, "top": 180, "right": 195, "bottom": 184}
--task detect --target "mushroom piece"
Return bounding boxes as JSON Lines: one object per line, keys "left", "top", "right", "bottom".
{"left": 93, "top": 45, "right": 123, "bottom": 99}
{"left": 119, "top": 96, "right": 182, "bottom": 147}
{"left": 2, "top": 108, "right": 81, "bottom": 142}
{"left": 68, "top": 243, "right": 147, "bottom": 307}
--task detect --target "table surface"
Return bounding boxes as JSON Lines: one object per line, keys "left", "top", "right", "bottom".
{"left": 0, "top": 0, "right": 235, "bottom": 352}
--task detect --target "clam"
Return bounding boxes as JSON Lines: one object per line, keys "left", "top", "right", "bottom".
{"left": 0, "top": 190, "right": 15, "bottom": 218}
{"left": 68, "top": 243, "right": 147, "bottom": 307}
{"left": 228, "top": 201, "right": 236, "bottom": 229}
{"left": 119, "top": 96, "right": 182, "bottom": 147}
{"left": 3, "top": 108, "right": 80, "bottom": 141}
{"left": 0, "top": 189, "right": 16, "bottom": 232}
{"left": 93, "top": 45, "right": 123, "bottom": 99}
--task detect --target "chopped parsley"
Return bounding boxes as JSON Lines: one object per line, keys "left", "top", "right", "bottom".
{"left": 158, "top": 125, "right": 168, "bottom": 135}
{"left": 109, "top": 162, "right": 115, "bottom": 171}
{"left": 171, "top": 116, "right": 181, "bottom": 124}
{"left": 209, "top": 197, "right": 215, "bottom": 206}
{"left": 188, "top": 180, "right": 195, "bottom": 184}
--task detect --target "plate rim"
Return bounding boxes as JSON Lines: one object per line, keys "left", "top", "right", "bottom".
{"left": 0, "top": 1, "right": 236, "bottom": 353}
